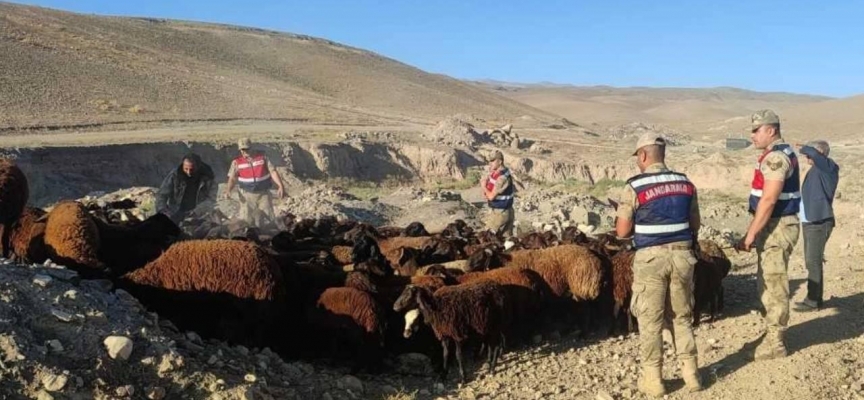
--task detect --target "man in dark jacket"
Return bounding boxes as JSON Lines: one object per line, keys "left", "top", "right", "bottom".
{"left": 793, "top": 140, "right": 840, "bottom": 311}
{"left": 155, "top": 153, "right": 216, "bottom": 223}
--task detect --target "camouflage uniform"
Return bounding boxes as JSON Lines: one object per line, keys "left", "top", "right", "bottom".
{"left": 752, "top": 138, "right": 800, "bottom": 358}
{"left": 618, "top": 163, "right": 701, "bottom": 370}
{"left": 227, "top": 156, "right": 278, "bottom": 228}
{"left": 483, "top": 157, "right": 515, "bottom": 237}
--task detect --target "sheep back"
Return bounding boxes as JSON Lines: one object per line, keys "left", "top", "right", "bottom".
{"left": 44, "top": 201, "right": 103, "bottom": 272}
{"left": 125, "top": 239, "right": 283, "bottom": 301}
{"left": 10, "top": 206, "right": 48, "bottom": 263}
{"left": 314, "top": 287, "right": 387, "bottom": 344}
{"left": 508, "top": 245, "right": 603, "bottom": 301}
{"left": 0, "top": 160, "right": 29, "bottom": 256}
{"left": 421, "top": 281, "right": 507, "bottom": 343}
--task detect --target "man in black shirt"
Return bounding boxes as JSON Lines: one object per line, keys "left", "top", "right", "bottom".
{"left": 156, "top": 153, "right": 216, "bottom": 223}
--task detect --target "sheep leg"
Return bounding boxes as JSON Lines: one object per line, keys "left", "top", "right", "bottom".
{"left": 0, "top": 224, "right": 7, "bottom": 258}
{"left": 718, "top": 286, "right": 725, "bottom": 312}
{"left": 455, "top": 341, "right": 467, "bottom": 384}
{"left": 440, "top": 339, "right": 451, "bottom": 381}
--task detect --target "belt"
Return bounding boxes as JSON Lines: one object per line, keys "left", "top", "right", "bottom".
{"left": 653, "top": 242, "right": 693, "bottom": 251}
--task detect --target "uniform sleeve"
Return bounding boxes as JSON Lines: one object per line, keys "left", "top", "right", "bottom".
{"left": 227, "top": 160, "right": 237, "bottom": 178}
{"left": 493, "top": 173, "right": 511, "bottom": 196}
{"left": 760, "top": 151, "right": 792, "bottom": 181}
{"left": 616, "top": 184, "right": 638, "bottom": 220}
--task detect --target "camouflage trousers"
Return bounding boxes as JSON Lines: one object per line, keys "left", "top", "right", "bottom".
{"left": 239, "top": 190, "right": 276, "bottom": 228}
{"left": 485, "top": 207, "right": 514, "bottom": 238}
{"left": 755, "top": 215, "right": 800, "bottom": 333}
{"left": 631, "top": 245, "right": 698, "bottom": 368}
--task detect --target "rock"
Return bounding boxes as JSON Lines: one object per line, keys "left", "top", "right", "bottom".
{"left": 433, "top": 383, "right": 445, "bottom": 394}
{"left": 596, "top": 390, "right": 614, "bottom": 400}
{"left": 186, "top": 332, "right": 203, "bottom": 344}
{"left": 207, "top": 355, "right": 218, "bottom": 365}
{"left": 577, "top": 224, "right": 596, "bottom": 234}
{"left": 43, "top": 268, "right": 79, "bottom": 283}
{"left": 245, "top": 373, "right": 257, "bottom": 383}
{"left": 47, "top": 340, "right": 64, "bottom": 353}
{"left": 36, "top": 391, "right": 54, "bottom": 400}
{"left": 146, "top": 386, "right": 166, "bottom": 400}
{"left": 51, "top": 308, "right": 74, "bottom": 322}
{"left": 104, "top": 336, "right": 134, "bottom": 360}
{"left": 33, "top": 274, "right": 53, "bottom": 287}
{"left": 571, "top": 206, "right": 590, "bottom": 225}
{"left": 321, "top": 393, "right": 334, "bottom": 400}
{"left": 116, "top": 385, "right": 135, "bottom": 397}
{"left": 337, "top": 375, "right": 364, "bottom": 394}
{"left": 62, "top": 290, "right": 78, "bottom": 300}
{"left": 395, "top": 353, "right": 435, "bottom": 376}
{"left": 236, "top": 345, "right": 250, "bottom": 357}
{"left": 42, "top": 373, "right": 68, "bottom": 392}
{"left": 82, "top": 279, "right": 114, "bottom": 292}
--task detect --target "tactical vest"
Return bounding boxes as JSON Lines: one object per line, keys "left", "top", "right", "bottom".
{"left": 486, "top": 168, "right": 514, "bottom": 210}
{"left": 628, "top": 171, "right": 695, "bottom": 249}
{"left": 235, "top": 154, "right": 273, "bottom": 193}
{"left": 749, "top": 143, "right": 800, "bottom": 217}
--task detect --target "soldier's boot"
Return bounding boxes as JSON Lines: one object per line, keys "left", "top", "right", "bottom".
{"left": 681, "top": 358, "right": 703, "bottom": 392}
{"left": 755, "top": 329, "right": 788, "bottom": 361}
{"left": 637, "top": 366, "right": 666, "bottom": 398}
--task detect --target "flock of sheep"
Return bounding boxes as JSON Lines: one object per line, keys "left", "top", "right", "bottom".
{"left": 0, "top": 160, "right": 732, "bottom": 383}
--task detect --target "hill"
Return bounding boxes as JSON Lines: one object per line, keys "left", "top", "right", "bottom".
{"left": 472, "top": 82, "right": 832, "bottom": 132}
{"left": 0, "top": 2, "right": 558, "bottom": 130}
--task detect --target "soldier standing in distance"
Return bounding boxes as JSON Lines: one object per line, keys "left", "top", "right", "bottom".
{"left": 223, "top": 137, "right": 286, "bottom": 228}
{"left": 480, "top": 150, "right": 515, "bottom": 237}
{"left": 616, "top": 132, "right": 703, "bottom": 397}
{"left": 736, "top": 109, "right": 801, "bottom": 360}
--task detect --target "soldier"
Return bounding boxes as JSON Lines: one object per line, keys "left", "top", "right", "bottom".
{"left": 480, "top": 150, "right": 515, "bottom": 237}
{"left": 223, "top": 137, "right": 286, "bottom": 228}
{"left": 616, "top": 132, "right": 702, "bottom": 397}
{"left": 736, "top": 109, "right": 801, "bottom": 360}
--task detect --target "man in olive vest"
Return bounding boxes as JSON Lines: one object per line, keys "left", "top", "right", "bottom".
{"left": 223, "top": 137, "right": 286, "bottom": 228}
{"left": 480, "top": 150, "right": 515, "bottom": 237}
{"left": 617, "top": 132, "right": 702, "bottom": 397}
{"left": 736, "top": 110, "right": 801, "bottom": 361}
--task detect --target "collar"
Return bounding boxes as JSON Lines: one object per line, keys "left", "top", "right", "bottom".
{"left": 761, "top": 138, "right": 786, "bottom": 155}
{"left": 644, "top": 163, "right": 669, "bottom": 173}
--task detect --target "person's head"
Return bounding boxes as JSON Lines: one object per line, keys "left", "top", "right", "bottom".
{"left": 802, "top": 140, "right": 830, "bottom": 166}
{"left": 237, "top": 137, "right": 252, "bottom": 156}
{"left": 488, "top": 150, "right": 504, "bottom": 171}
{"left": 181, "top": 154, "right": 199, "bottom": 177}
{"left": 749, "top": 110, "right": 781, "bottom": 150}
{"left": 632, "top": 133, "right": 666, "bottom": 172}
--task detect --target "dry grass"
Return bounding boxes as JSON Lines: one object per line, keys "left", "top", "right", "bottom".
{"left": 383, "top": 389, "right": 418, "bottom": 400}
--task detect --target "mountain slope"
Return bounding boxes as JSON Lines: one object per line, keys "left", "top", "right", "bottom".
{"left": 473, "top": 83, "right": 831, "bottom": 128}
{"left": 0, "top": 2, "right": 558, "bottom": 129}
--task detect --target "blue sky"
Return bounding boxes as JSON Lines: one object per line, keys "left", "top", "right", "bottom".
{"left": 11, "top": 0, "right": 864, "bottom": 97}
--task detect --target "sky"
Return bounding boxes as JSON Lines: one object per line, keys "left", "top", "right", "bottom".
{"left": 10, "top": 0, "right": 864, "bottom": 97}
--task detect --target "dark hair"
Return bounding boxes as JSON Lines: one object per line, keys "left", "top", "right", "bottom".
{"left": 182, "top": 153, "right": 201, "bottom": 167}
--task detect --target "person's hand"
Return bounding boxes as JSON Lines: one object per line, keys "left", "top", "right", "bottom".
{"left": 735, "top": 233, "right": 756, "bottom": 252}
{"left": 276, "top": 187, "right": 285, "bottom": 199}
{"left": 221, "top": 191, "right": 230, "bottom": 200}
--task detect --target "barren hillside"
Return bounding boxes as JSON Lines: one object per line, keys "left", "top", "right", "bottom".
{"left": 474, "top": 82, "right": 831, "bottom": 131}
{"left": 0, "top": 2, "right": 558, "bottom": 130}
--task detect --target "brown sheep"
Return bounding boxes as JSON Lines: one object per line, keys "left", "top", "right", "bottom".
{"left": 311, "top": 287, "right": 387, "bottom": 372}
{"left": 0, "top": 160, "right": 28, "bottom": 258}
{"left": 457, "top": 267, "right": 549, "bottom": 342}
{"left": 9, "top": 206, "right": 48, "bottom": 264}
{"left": 693, "top": 240, "right": 732, "bottom": 326}
{"left": 121, "top": 240, "right": 289, "bottom": 349}
{"left": 394, "top": 281, "right": 510, "bottom": 383}
{"left": 505, "top": 245, "right": 603, "bottom": 301}
{"left": 501, "top": 245, "right": 604, "bottom": 334}
{"left": 609, "top": 250, "right": 636, "bottom": 333}
{"left": 379, "top": 236, "right": 435, "bottom": 266}
{"left": 330, "top": 245, "right": 353, "bottom": 265}
{"left": 44, "top": 201, "right": 105, "bottom": 275}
